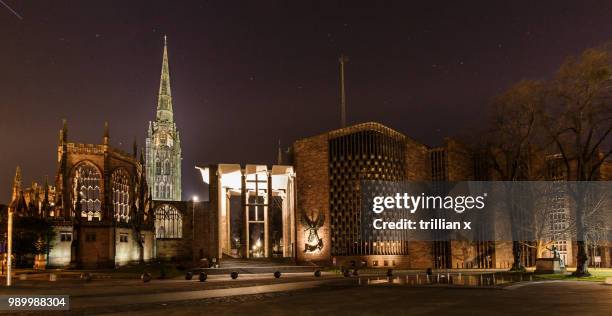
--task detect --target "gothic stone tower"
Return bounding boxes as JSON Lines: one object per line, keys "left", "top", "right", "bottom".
{"left": 146, "top": 36, "right": 182, "bottom": 201}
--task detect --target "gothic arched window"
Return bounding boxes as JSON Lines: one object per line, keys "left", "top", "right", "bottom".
{"left": 158, "top": 181, "right": 165, "bottom": 198}
{"left": 155, "top": 158, "right": 161, "bottom": 175}
{"left": 112, "top": 168, "right": 130, "bottom": 222}
{"left": 155, "top": 204, "right": 182, "bottom": 238}
{"left": 163, "top": 159, "right": 170, "bottom": 175}
{"left": 73, "top": 162, "right": 102, "bottom": 221}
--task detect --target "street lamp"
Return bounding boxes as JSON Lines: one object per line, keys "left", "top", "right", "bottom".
{"left": 192, "top": 196, "right": 198, "bottom": 242}
{"left": 6, "top": 208, "right": 13, "bottom": 286}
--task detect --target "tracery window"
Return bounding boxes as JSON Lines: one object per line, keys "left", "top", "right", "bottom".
{"left": 158, "top": 181, "right": 165, "bottom": 199}
{"left": 73, "top": 162, "right": 102, "bottom": 221}
{"left": 155, "top": 158, "right": 161, "bottom": 175}
{"left": 163, "top": 159, "right": 170, "bottom": 175}
{"left": 112, "top": 168, "right": 131, "bottom": 222}
{"left": 155, "top": 204, "right": 182, "bottom": 238}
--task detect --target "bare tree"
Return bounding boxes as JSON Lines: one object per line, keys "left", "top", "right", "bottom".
{"left": 484, "top": 80, "right": 546, "bottom": 271}
{"left": 543, "top": 48, "right": 612, "bottom": 276}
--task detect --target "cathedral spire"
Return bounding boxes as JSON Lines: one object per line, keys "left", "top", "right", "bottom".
{"left": 59, "top": 118, "right": 68, "bottom": 144}
{"left": 146, "top": 36, "right": 182, "bottom": 201}
{"left": 11, "top": 166, "right": 22, "bottom": 201}
{"left": 133, "top": 137, "right": 138, "bottom": 157}
{"left": 9, "top": 166, "right": 26, "bottom": 213}
{"left": 156, "top": 35, "right": 173, "bottom": 122}
{"left": 103, "top": 121, "right": 109, "bottom": 145}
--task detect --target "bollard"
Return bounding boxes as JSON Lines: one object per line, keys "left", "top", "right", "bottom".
{"left": 493, "top": 274, "right": 496, "bottom": 285}
{"left": 185, "top": 271, "right": 193, "bottom": 280}
{"left": 199, "top": 272, "right": 207, "bottom": 282}
{"left": 230, "top": 271, "right": 238, "bottom": 279}
{"left": 437, "top": 273, "right": 440, "bottom": 283}
{"left": 314, "top": 270, "right": 321, "bottom": 277}
{"left": 480, "top": 274, "right": 483, "bottom": 285}
{"left": 274, "top": 271, "right": 281, "bottom": 279}
{"left": 416, "top": 274, "right": 419, "bottom": 284}
{"left": 426, "top": 274, "right": 430, "bottom": 283}
{"left": 141, "top": 272, "right": 152, "bottom": 283}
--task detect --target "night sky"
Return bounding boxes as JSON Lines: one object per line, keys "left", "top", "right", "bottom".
{"left": 2, "top": 0, "right": 612, "bottom": 203}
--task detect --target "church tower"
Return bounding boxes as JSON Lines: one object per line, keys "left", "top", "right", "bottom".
{"left": 146, "top": 36, "right": 182, "bottom": 201}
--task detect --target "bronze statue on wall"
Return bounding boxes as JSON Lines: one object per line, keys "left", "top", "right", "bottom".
{"left": 301, "top": 211, "right": 324, "bottom": 253}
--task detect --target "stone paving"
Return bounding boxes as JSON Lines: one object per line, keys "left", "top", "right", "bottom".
{"left": 0, "top": 273, "right": 610, "bottom": 315}
{"left": 101, "top": 281, "right": 612, "bottom": 316}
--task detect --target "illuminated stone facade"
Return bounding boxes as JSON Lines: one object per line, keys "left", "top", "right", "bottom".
{"left": 146, "top": 37, "right": 182, "bottom": 201}
{"left": 8, "top": 121, "right": 156, "bottom": 268}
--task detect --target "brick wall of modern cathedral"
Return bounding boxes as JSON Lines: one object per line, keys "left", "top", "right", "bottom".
{"left": 146, "top": 36, "right": 182, "bottom": 201}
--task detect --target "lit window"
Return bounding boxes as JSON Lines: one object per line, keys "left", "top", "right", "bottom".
{"left": 155, "top": 204, "right": 182, "bottom": 238}
{"left": 112, "top": 168, "right": 131, "bottom": 222}
{"left": 73, "top": 162, "right": 102, "bottom": 221}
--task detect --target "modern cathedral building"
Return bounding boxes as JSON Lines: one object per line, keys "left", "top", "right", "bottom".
{"left": 195, "top": 122, "right": 611, "bottom": 270}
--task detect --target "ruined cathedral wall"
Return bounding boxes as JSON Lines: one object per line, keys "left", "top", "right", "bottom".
{"left": 78, "top": 226, "right": 114, "bottom": 269}
{"left": 114, "top": 227, "right": 146, "bottom": 266}
{"left": 155, "top": 201, "right": 193, "bottom": 261}
{"left": 65, "top": 144, "right": 106, "bottom": 201}
{"left": 47, "top": 224, "right": 73, "bottom": 268}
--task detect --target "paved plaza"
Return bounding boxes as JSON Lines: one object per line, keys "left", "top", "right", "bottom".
{"left": 0, "top": 272, "right": 610, "bottom": 315}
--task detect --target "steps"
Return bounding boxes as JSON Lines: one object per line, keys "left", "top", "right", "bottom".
{"left": 197, "top": 257, "right": 320, "bottom": 275}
